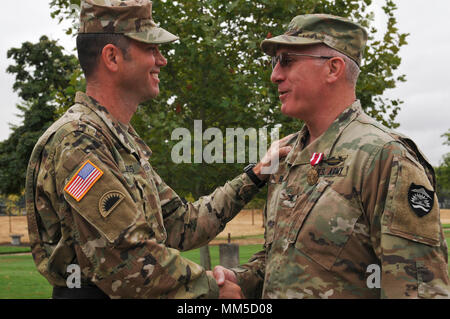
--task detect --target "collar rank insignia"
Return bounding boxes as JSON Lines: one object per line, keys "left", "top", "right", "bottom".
{"left": 64, "top": 160, "right": 103, "bottom": 202}
{"left": 408, "top": 183, "right": 435, "bottom": 217}
{"left": 99, "top": 191, "right": 125, "bottom": 218}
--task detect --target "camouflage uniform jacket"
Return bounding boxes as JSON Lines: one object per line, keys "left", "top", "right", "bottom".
{"left": 25, "top": 92, "right": 259, "bottom": 299}
{"left": 234, "top": 100, "right": 450, "bottom": 299}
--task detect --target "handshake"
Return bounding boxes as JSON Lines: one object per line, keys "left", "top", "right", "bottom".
{"left": 207, "top": 266, "right": 244, "bottom": 299}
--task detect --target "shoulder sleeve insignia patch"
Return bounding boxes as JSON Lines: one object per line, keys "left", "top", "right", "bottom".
{"left": 408, "top": 183, "right": 435, "bottom": 217}
{"left": 64, "top": 160, "right": 104, "bottom": 202}
{"left": 99, "top": 191, "right": 125, "bottom": 218}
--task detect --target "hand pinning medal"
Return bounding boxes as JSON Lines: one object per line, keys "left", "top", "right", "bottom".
{"left": 307, "top": 152, "right": 324, "bottom": 185}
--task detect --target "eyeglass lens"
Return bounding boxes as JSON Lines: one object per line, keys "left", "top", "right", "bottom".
{"left": 271, "top": 53, "right": 289, "bottom": 69}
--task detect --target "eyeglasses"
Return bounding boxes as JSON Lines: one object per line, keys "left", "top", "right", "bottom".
{"left": 271, "top": 52, "right": 335, "bottom": 69}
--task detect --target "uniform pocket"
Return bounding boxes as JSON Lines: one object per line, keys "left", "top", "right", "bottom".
{"left": 293, "top": 183, "right": 362, "bottom": 270}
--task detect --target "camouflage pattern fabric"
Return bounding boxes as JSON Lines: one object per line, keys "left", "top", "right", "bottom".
{"left": 233, "top": 101, "right": 450, "bottom": 299}
{"left": 79, "top": 0, "right": 178, "bottom": 44}
{"left": 25, "top": 92, "right": 259, "bottom": 299}
{"left": 261, "top": 14, "right": 368, "bottom": 66}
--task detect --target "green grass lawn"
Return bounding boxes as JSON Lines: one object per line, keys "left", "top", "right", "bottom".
{"left": 0, "top": 244, "right": 262, "bottom": 299}
{"left": 0, "top": 254, "right": 53, "bottom": 299}
{"left": 180, "top": 244, "right": 263, "bottom": 269}
{"left": 0, "top": 246, "right": 31, "bottom": 254}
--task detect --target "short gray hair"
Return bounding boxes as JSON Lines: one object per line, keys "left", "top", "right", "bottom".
{"left": 313, "top": 45, "right": 361, "bottom": 87}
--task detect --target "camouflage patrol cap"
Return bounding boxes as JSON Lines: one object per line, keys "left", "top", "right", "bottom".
{"left": 261, "top": 14, "right": 368, "bottom": 66}
{"left": 79, "top": 0, "right": 179, "bottom": 44}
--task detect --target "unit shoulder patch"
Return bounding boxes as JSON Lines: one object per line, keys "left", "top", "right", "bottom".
{"left": 99, "top": 191, "right": 125, "bottom": 218}
{"left": 408, "top": 183, "right": 435, "bottom": 217}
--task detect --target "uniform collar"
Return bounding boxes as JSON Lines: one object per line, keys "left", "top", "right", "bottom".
{"left": 75, "top": 92, "right": 152, "bottom": 160}
{"left": 286, "top": 100, "right": 362, "bottom": 166}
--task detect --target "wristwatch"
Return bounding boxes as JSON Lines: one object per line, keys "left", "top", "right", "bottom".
{"left": 244, "top": 163, "right": 266, "bottom": 188}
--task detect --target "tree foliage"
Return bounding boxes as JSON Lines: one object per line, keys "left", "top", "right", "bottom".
{"left": 0, "top": 194, "right": 24, "bottom": 216}
{"left": 3, "top": 1, "right": 409, "bottom": 198}
{"left": 435, "top": 153, "right": 450, "bottom": 202}
{"left": 140, "top": 0, "right": 408, "bottom": 198}
{"left": 435, "top": 130, "right": 450, "bottom": 203}
{"left": 442, "top": 129, "right": 450, "bottom": 147}
{"left": 0, "top": 36, "right": 82, "bottom": 195}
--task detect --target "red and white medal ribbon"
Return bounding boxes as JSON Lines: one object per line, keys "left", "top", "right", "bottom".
{"left": 310, "top": 152, "right": 324, "bottom": 167}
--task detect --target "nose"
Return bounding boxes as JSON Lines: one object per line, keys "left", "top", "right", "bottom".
{"left": 155, "top": 49, "right": 167, "bottom": 67}
{"left": 270, "top": 62, "right": 285, "bottom": 84}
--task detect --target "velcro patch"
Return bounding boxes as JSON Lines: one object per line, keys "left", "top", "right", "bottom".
{"left": 99, "top": 191, "right": 125, "bottom": 218}
{"left": 64, "top": 160, "right": 103, "bottom": 201}
{"left": 408, "top": 183, "right": 434, "bottom": 217}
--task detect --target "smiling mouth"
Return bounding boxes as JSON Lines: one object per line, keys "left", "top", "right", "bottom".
{"left": 150, "top": 73, "right": 159, "bottom": 80}
{"left": 279, "top": 90, "right": 289, "bottom": 99}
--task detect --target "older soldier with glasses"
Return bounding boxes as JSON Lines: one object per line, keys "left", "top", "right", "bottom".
{"left": 213, "top": 14, "right": 450, "bottom": 299}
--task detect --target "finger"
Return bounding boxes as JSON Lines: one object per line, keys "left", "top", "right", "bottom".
{"left": 224, "top": 268, "right": 238, "bottom": 283}
{"left": 220, "top": 280, "right": 243, "bottom": 299}
{"left": 213, "top": 266, "right": 225, "bottom": 286}
{"left": 265, "top": 134, "right": 295, "bottom": 158}
{"left": 279, "top": 146, "right": 292, "bottom": 158}
{"left": 279, "top": 133, "right": 296, "bottom": 146}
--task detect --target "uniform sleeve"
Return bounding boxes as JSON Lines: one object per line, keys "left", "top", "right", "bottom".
{"left": 362, "top": 142, "right": 450, "bottom": 298}
{"left": 43, "top": 129, "right": 220, "bottom": 299}
{"left": 231, "top": 250, "right": 265, "bottom": 299}
{"left": 152, "top": 168, "right": 260, "bottom": 251}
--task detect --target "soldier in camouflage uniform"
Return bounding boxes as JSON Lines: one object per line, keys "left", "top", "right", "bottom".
{"left": 25, "top": 0, "right": 291, "bottom": 299}
{"left": 213, "top": 14, "right": 450, "bottom": 298}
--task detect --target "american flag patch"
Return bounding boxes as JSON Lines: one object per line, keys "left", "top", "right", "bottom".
{"left": 64, "top": 160, "right": 103, "bottom": 201}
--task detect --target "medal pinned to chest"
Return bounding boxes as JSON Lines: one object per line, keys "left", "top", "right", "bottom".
{"left": 307, "top": 152, "right": 324, "bottom": 185}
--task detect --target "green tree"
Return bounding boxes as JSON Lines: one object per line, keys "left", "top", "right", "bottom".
{"left": 47, "top": 0, "right": 409, "bottom": 200}
{"left": 435, "top": 153, "right": 450, "bottom": 203}
{"left": 0, "top": 193, "right": 24, "bottom": 216}
{"left": 0, "top": 35, "right": 82, "bottom": 195}
{"left": 436, "top": 130, "right": 450, "bottom": 204}
{"left": 442, "top": 129, "right": 450, "bottom": 146}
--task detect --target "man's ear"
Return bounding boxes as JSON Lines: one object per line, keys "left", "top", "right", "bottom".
{"left": 326, "top": 57, "right": 346, "bottom": 84}
{"left": 100, "top": 44, "right": 122, "bottom": 73}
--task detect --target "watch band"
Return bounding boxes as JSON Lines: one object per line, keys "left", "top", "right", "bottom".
{"left": 244, "top": 163, "right": 266, "bottom": 188}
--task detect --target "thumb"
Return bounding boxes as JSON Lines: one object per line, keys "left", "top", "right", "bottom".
{"left": 213, "top": 266, "right": 226, "bottom": 286}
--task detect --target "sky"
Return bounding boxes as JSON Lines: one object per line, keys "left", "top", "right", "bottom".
{"left": 0, "top": 0, "right": 449, "bottom": 167}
